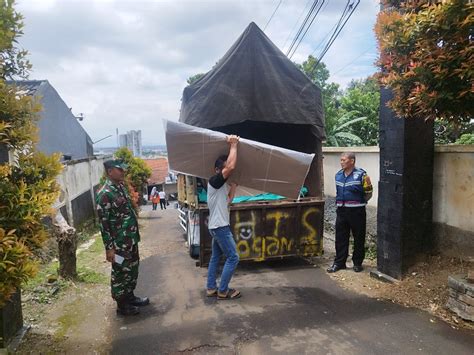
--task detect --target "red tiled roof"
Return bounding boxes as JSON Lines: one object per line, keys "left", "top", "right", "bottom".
{"left": 144, "top": 158, "right": 169, "bottom": 184}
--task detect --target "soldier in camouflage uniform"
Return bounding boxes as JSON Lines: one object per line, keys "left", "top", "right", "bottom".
{"left": 96, "top": 160, "right": 149, "bottom": 316}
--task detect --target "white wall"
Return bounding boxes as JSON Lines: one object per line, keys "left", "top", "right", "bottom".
{"left": 322, "top": 145, "right": 474, "bottom": 234}
{"left": 55, "top": 156, "right": 110, "bottom": 226}
{"left": 323, "top": 147, "right": 380, "bottom": 207}
{"left": 432, "top": 146, "right": 474, "bottom": 232}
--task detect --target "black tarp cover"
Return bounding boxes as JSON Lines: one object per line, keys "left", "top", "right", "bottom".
{"left": 179, "top": 22, "right": 325, "bottom": 143}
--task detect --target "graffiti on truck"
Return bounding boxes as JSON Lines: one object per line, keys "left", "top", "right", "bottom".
{"left": 232, "top": 207, "right": 321, "bottom": 259}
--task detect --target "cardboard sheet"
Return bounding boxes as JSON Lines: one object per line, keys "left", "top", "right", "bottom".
{"left": 165, "top": 120, "right": 315, "bottom": 199}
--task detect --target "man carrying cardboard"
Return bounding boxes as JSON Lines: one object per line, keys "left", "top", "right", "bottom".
{"left": 206, "top": 135, "right": 242, "bottom": 300}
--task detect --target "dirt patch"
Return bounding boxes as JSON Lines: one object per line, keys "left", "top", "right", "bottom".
{"left": 314, "top": 237, "right": 473, "bottom": 331}
{"left": 322, "top": 197, "right": 473, "bottom": 331}
{"left": 16, "top": 234, "right": 113, "bottom": 354}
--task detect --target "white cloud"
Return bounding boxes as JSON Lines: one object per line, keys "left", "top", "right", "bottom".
{"left": 17, "top": 0, "right": 380, "bottom": 147}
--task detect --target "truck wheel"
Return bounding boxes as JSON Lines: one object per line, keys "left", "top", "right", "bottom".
{"left": 189, "top": 244, "right": 199, "bottom": 259}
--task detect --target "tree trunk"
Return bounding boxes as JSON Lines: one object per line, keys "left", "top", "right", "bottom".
{"left": 53, "top": 211, "right": 77, "bottom": 279}
{"left": 58, "top": 236, "right": 77, "bottom": 279}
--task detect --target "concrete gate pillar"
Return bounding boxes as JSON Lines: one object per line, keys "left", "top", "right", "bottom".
{"left": 376, "top": 88, "right": 434, "bottom": 279}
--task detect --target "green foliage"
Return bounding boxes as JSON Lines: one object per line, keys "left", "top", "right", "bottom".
{"left": 297, "top": 56, "right": 379, "bottom": 147}
{"left": 454, "top": 133, "right": 474, "bottom": 145}
{"left": 375, "top": 0, "right": 473, "bottom": 122}
{"left": 0, "top": 81, "right": 41, "bottom": 149}
{"left": 296, "top": 55, "right": 342, "bottom": 132}
{"left": 0, "top": 0, "right": 61, "bottom": 306}
{"left": 114, "top": 147, "right": 151, "bottom": 192}
{"left": 0, "top": 153, "right": 62, "bottom": 307}
{"left": 434, "top": 120, "right": 474, "bottom": 144}
{"left": 187, "top": 73, "right": 205, "bottom": 85}
{"left": 297, "top": 55, "right": 331, "bottom": 89}
{"left": 325, "top": 113, "right": 367, "bottom": 147}
{"left": 0, "top": 0, "right": 31, "bottom": 79}
{"left": 340, "top": 78, "right": 380, "bottom": 146}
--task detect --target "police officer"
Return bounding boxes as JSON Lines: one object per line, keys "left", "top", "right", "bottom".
{"left": 327, "top": 152, "right": 373, "bottom": 273}
{"left": 96, "top": 160, "right": 149, "bottom": 315}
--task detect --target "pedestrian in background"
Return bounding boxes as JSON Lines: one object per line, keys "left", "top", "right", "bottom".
{"left": 96, "top": 159, "right": 150, "bottom": 316}
{"left": 159, "top": 190, "right": 167, "bottom": 210}
{"left": 327, "top": 152, "right": 373, "bottom": 273}
{"left": 151, "top": 188, "right": 160, "bottom": 211}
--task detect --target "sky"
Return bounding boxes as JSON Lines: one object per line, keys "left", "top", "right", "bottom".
{"left": 17, "top": 0, "right": 380, "bottom": 147}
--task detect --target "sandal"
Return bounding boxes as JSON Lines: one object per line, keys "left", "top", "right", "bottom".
{"left": 217, "top": 288, "right": 241, "bottom": 300}
{"left": 206, "top": 288, "right": 218, "bottom": 297}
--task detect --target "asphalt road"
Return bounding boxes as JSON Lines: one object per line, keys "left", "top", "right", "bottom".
{"left": 108, "top": 205, "right": 474, "bottom": 354}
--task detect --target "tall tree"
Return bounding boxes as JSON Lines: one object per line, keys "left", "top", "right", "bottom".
{"left": 296, "top": 55, "right": 342, "bottom": 143}
{"left": 375, "top": 0, "right": 473, "bottom": 124}
{"left": 340, "top": 77, "right": 380, "bottom": 146}
{"left": 114, "top": 147, "right": 151, "bottom": 207}
{"left": 0, "top": 0, "right": 31, "bottom": 79}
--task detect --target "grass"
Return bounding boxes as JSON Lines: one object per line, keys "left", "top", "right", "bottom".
{"left": 76, "top": 267, "right": 108, "bottom": 284}
{"left": 348, "top": 239, "right": 377, "bottom": 261}
{"left": 22, "top": 260, "right": 69, "bottom": 304}
{"left": 76, "top": 222, "right": 100, "bottom": 245}
{"left": 365, "top": 244, "right": 377, "bottom": 260}
{"left": 22, "top": 230, "right": 108, "bottom": 304}
{"left": 54, "top": 298, "right": 86, "bottom": 340}
{"left": 76, "top": 234, "right": 108, "bottom": 284}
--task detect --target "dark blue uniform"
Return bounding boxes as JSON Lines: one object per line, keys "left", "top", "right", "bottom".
{"left": 334, "top": 167, "right": 373, "bottom": 267}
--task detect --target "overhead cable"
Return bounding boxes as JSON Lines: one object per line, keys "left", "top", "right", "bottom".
{"left": 288, "top": 0, "right": 326, "bottom": 59}
{"left": 282, "top": 0, "right": 313, "bottom": 51}
{"left": 286, "top": 0, "right": 319, "bottom": 57}
{"left": 264, "top": 0, "right": 283, "bottom": 31}
{"left": 316, "top": 0, "right": 361, "bottom": 66}
{"left": 331, "top": 47, "right": 376, "bottom": 76}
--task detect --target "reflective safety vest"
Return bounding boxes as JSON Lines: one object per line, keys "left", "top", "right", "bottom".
{"left": 335, "top": 167, "right": 367, "bottom": 207}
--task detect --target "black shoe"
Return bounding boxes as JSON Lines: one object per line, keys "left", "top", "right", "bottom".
{"left": 116, "top": 304, "right": 140, "bottom": 316}
{"left": 326, "top": 264, "right": 347, "bottom": 273}
{"left": 128, "top": 293, "right": 150, "bottom": 307}
{"left": 353, "top": 265, "right": 363, "bottom": 272}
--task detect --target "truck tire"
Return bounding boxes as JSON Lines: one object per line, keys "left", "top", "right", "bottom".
{"left": 189, "top": 244, "right": 199, "bottom": 259}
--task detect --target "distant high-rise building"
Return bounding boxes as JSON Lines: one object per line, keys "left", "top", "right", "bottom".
{"left": 118, "top": 130, "right": 142, "bottom": 157}
{"left": 119, "top": 134, "right": 127, "bottom": 148}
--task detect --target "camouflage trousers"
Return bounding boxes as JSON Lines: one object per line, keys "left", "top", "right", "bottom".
{"left": 111, "top": 244, "right": 139, "bottom": 301}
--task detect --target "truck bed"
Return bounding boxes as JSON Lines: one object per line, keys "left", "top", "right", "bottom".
{"left": 196, "top": 198, "right": 324, "bottom": 266}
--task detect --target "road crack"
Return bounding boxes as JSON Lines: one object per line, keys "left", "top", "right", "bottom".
{"left": 178, "top": 343, "right": 229, "bottom": 353}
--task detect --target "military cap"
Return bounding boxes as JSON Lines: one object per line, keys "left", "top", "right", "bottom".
{"left": 103, "top": 159, "right": 128, "bottom": 171}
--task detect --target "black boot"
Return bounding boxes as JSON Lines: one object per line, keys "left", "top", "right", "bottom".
{"left": 127, "top": 292, "right": 150, "bottom": 307}
{"left": 116, "top": 298, "right": 140, "bottom": 316}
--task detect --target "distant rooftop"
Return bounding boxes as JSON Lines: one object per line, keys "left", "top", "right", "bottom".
{"left": 144, "top": 158, "right": 169, "bottom": 185}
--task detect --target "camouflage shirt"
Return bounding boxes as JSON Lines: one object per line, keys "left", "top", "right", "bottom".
{"left": 96, "top": 178, "right": 140, "bottom": 251}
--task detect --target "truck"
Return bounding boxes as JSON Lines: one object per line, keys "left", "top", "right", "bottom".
{"left": 175, "top": 22, "right": 326, "bottom": 266}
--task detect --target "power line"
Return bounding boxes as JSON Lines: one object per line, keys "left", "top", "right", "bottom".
{"left": 331, "top": 47, "right": 375, "bottom": 76}
{"left": 316, "top": 0, "right": 360, "bottom": 66}
{"left": 282, "top": 0, "right": 313, "bottom": 51}
{"left": 310, "top": 21, "right": 338, "bottom": 57}
{"left": 311, "top": 2, "right": 350, "bottom": 57}
{"left": 264, "top": 0, "right": 283, "bottom": 31}
{"left": 288, "top": 0, "right": 326, "bottom": 59}
{"left": 317, "top": 0, "right": 351, "bottom": 60}
{"left": 286, "top": 0, "right": 319, "bottom": 57}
